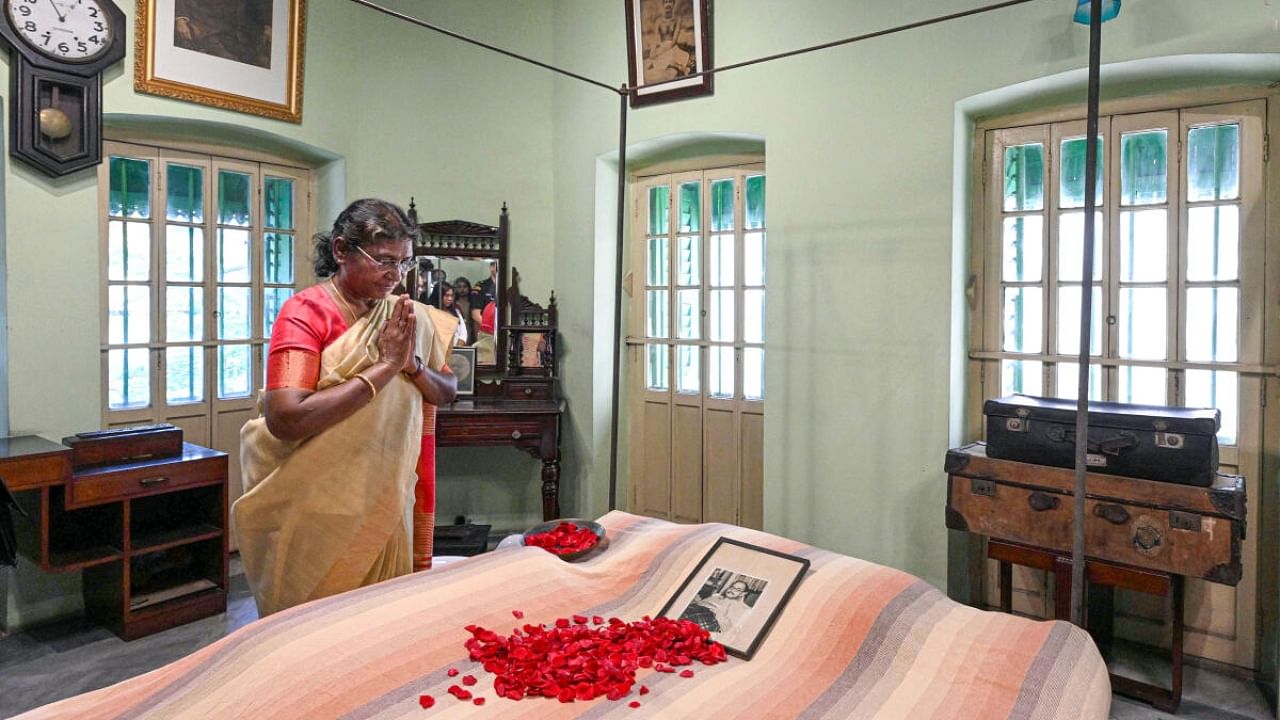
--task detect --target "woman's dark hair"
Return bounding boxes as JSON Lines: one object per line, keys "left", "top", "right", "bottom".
{"left": 313, "top": 198, "right": 419, "bottom": 277}
{"left": 454, "top": 277, "right": 472, "bottom": 294}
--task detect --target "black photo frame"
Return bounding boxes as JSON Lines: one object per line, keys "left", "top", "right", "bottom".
{"left": 657, "top": 537, "right": 809, "bottom": 660}
{"left": 623, "top": 0, "right": 713, "bottom": 108}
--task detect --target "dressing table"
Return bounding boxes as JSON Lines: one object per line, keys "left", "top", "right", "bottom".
{"left": 408, "top": 203, "right": 564, "bottom": 520}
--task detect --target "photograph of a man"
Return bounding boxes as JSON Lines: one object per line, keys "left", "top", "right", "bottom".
{"left": 677, "top": 568, "right": 766, "bottom": 646}
{"left": 639, "top": 0, "right": 697, "bottom": 85}
{"left": 174, "top": 0, "right": 273, "bottom": 69}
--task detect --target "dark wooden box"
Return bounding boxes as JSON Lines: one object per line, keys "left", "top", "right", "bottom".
{"left": 984, "top": 394, "right": 1220, "bottom": 487}
{"left": 62, "top": 424, "right": 183, "bottom": 469}
{"left": 945, "top": 442, "right": 1244, "bottom": 585}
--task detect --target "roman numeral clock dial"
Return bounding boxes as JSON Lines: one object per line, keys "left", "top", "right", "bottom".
{"left": 0, "top": 0, "right": 125, "bottom": 176}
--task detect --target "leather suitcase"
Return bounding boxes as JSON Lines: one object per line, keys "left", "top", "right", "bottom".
{"left": 984, "top": 394, "right": 1219, "bottom": 487}
{"left": 62, "top": 423, "right": 183, "bottom": 469}
{"left": 944, "top": 443, "right": 1244, "bottom": 585}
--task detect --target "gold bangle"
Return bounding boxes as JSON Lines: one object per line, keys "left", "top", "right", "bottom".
{"left": 353, "top": 372, "right": 377, "bottom": 400}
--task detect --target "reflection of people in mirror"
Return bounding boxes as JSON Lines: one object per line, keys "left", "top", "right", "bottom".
{"left": 640, "top": 0, "right": 696, "bottom": 85}
{"left": 428, "top": 284, "right": 468, "bottom": 346}
{"left": 174, "top": 0, "right": 273, "bottom": 69}
{"left": 678, "top": 569, "right": 766, "bottom": 646}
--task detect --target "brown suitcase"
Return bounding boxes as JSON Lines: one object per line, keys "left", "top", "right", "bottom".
{"left": 944, "top": 442, "right": 1245, "bottom": 585}
{"left": 62, "top": 423, "right": 183, "bottom": 469}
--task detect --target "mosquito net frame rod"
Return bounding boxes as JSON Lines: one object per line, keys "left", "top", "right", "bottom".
{"left": 1070, "top": 0, "right": 1104, "bottom": 628}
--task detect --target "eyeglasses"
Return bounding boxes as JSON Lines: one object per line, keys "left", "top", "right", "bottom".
{"left": 354, "top": 245, "right": 416, "bottom": 275}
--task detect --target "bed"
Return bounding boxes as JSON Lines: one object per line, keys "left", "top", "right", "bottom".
{"left": 14, "top": 511, "right": 1111, "bottom": 719}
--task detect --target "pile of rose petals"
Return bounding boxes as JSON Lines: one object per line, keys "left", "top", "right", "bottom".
{"left": 524, "top": 522, "right": 600, "bottom": 555}
{"left": 418, "top": 613, "right": 727, "bottom": 711}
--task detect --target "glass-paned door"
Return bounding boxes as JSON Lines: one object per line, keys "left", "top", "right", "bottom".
{"left": 629, "top": 165, "right": 765, "bottom": 530}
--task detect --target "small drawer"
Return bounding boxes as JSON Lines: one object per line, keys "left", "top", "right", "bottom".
{"left": 437, "top": 419, "right": 544, "bottom": 444}
{"left": 69, "top": 456, "right": 225, "bottom": 508}
{"left": 502, "top": 380, "right": 552, "bottom": 401}
{"left": 0, "top": 453, "right": 72, "bottom": 491}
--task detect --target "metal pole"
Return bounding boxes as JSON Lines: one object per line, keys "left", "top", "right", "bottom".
{"left": 608, "top": 90, "right": 629, "bottom": 511}
{"left": 1071, "top": 0, "right": 1104, "bottom": 628}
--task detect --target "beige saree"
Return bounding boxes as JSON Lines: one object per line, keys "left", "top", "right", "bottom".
{"left": 234, "top": 299, "right": 455, "bottom": 616}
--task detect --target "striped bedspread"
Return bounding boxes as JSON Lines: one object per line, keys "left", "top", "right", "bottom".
{"left": 15, "top": 512, "right": 1110, "bottom": 719}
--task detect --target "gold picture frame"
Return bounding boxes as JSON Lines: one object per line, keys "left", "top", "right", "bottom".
{"left": 135, "top": 0, "right": 306, "bottom": 123}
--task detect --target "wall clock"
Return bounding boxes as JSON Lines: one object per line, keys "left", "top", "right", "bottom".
{"left": 0, "top": 0, "right": 125, "bottom": 177}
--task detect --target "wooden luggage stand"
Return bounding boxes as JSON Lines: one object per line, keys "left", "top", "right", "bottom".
{"left": 946, "top": 442, "right": 1246, "bottom": 713}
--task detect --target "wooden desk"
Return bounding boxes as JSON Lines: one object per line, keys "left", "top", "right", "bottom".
{"left": 436, "top": 398, "right": 565, "bottom": 521}
{"left": 3, "top": 437, "right": 228, "bottom": 640}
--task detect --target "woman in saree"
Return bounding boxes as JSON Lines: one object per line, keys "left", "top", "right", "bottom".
{"left": 234, "top": 198, "right": 458, "bottom": 616}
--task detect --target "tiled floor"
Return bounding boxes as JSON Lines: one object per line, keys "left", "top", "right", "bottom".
{"left": 0, "top": 565, "right": 1273, "bottom": 719}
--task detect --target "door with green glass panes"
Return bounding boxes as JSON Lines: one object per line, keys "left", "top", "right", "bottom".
{"left": 628, "top": 165, "right": 765, "bottom": 529}
{"left": 101, "top": 142, "right": 310, "bottom": 542}
{"left": 978, "top": 101, "right": 1266, "bottom": 667}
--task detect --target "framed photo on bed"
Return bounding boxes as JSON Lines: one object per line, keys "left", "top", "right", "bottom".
{"left": 447, "top": 347, "right": 477, "bottom": 396}
{"left": 623, "top": 0, "right": 713, "bottom": 108}
{"left": 135, "top": 0, "right": 307, "bottom": 123}
{"left": 658, "top": 537, "right": 809, "bottom": 660}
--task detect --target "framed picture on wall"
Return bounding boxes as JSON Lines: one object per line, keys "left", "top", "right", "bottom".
{"left": 447, "top": 347, "right": 477, "bottom": 396}
{"left": 135, "top": 0, "right": 307, "bottom": 123}
{"left": 624, "top": 0, "right": 713, "bottom": 108}
{"left": 657, "top": 537, "right": 809, "bottom": 659}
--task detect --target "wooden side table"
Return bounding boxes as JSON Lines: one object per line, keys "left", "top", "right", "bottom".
{"left": 989, "top": 539, "right": 1184, "bottom": 713}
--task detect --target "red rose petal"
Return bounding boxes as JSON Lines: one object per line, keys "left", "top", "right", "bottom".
{"left": 418, "top": 694, "right": 435, "bottom": 708}
{"left": 473, "top": 697, "right": 486, "bottom": 706}
{"left": 573, "top": 614, "right": 588, "bottom": 625}
{"left": 680, "top": 669, "right": 694, "bottom": 678}
{"left": 447, "top": 667, "right": 459, "bottom": 677}
{"left": 630, "top": 700, "right": 642, "bottom": 708}
{"left": 512, "top": 609, "right": 524, "bottom": 619}
{"left": 462, "top": 674, "right": 477, "bottom": 686}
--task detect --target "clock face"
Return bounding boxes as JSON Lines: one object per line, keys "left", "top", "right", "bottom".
{"left": 6, "top": 0, "right": 113, "bottom": 62}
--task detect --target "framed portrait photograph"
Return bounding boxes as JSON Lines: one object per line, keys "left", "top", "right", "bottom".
{"left": 658, "top": 537, "right": 809, "bottom": 660}
{"left": 624, "top": 0, "right": 713, "bottom": 108}
{"left": 135, "top": 0, "right": 307, "bottom": 123}
{"left": 446, "top": 346, "right": 477, "bottom": 396}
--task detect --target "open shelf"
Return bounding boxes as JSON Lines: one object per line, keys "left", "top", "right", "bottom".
{"left": 46, "top": 485, "right": 123, "bottom": 571}
{"left": 132, "top": 524, "right": 222, "bottom": 555}
{"left": 48, "top": 545, "right": 123, "bottom": 571}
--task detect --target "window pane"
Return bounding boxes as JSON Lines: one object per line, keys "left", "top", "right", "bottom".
{"left": 676, "top": 289, "right": 699, "bottom": 340}
{"left": 1001, "top": 359, "right": 1043, "bottom": 396}
{"left": 218, "top": 344, "right": 252, "bottom": 399}
{"left": 1186, "top": 287, "right": 1239, "bottom": 363}
{"left": 710, "top": 289, "right": 734, "bottom": 342}
{"left": 218, "top": 287, "right": 251, "bottom": 340}
{"left": 166, "top": 225, "right": 203, "bottom": 282}
{"left": 166, "top": 346, "right": 204, "bottom": 404}
{"left": 108, "top": 220, "right": 151, "bottom": 282}
{"left": 1002, "top": 216, "right": 1043, "bottom": 282}
{"left": 1188, "top": 124, "right": 1240, "bottom": 202}
{"left": 108, "top": 285, "right": 150, "bottom": 344}
{"left": 1120, "top": 209, "right": 1167, "bottom": 282}
{"left": 745, "top": 175, "right": 765, "bottom": 229}
{"left": 1118, "top": 365, "right": 1167, "bottom": 405}
{"left": 264, "top": 177, "right": 295, "bottom": 229}
{"left": 648, "top": 185, "right": 669, "bottom": 235}
{"left": 264, "top": 232, "right": 295, "bottom": 284}
{"left": 1058, "top": 212, "right": 1102, "bottom": 282}
{"left": 218, "top": 171, "right": 252, "bottom": 226}
{"left": 1119, "top": 288, "right": 1166, "bottom": 360}
{"left": 647, "top": 236, "right": 669, "bottom": 286}
{"left": 676, "top": 235, "right": 699, "bottom": 286}
{"left": 1055, "top": 363, "right": 1102, "bottom": 401}
{"left": 1002, "top": 287, "right": 1043, "bottom": 353}
{"left": 107, "top": 348, "right": 150, "bottom": 409}
{"left": 710, "top": 179, "right": 734, "bottom": 231}
{"left": 709, "top": 346, "right": 734, "bottom": 398}
{"left": 744, "top": 289, "right": 765, "bottom": 344}
{"left": 710, "top": 234, "right": 734, "bottom": 287}
{"left": 1057, "top": 285, "right": 1101, "bottom": 356}
{"left": 1186, "top": 369, "right": 1237, "bottom": 445}
{"left": 646, "top": 290, "right": 668, "bottom": 338}
{"left": 166, "top": 163, "right": 203, "bottom": 222}
{"left": 166, "top": 286, "right": 203, "bottom": 342}
{"left": 743, "top": 347, "right": 764, "bottom": 400}
{"left": 1187, "top": 206, "right": 1239, "bottom": 281}
{"left": 1003, "top": 143, "right": 1044, "bottom": 212}
{"left": 1059, "top": 136, "right": 1104, "bottom": 209}
{"left": 744, "top": 231, "right": 765, "bottom": 286}
{"left": 218, "top": 228, "right": 251, "bottom": 282}
{"left": 677, "top": 181, "right": 700, "bottom": 233}
{"left": 676, "top": 345, "right": 699, "bottom": 394}
{"left": 264, "top": 287, "right": 294, "bottom": 339}
{"left": 1121, "top": 129, "right": 1168, "bottom": 206}
{"left": 108, "top": 156, "right": 151, "bottom": 219}
{"left": 646, "top": 344, "right": 669, "bottom": 391}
